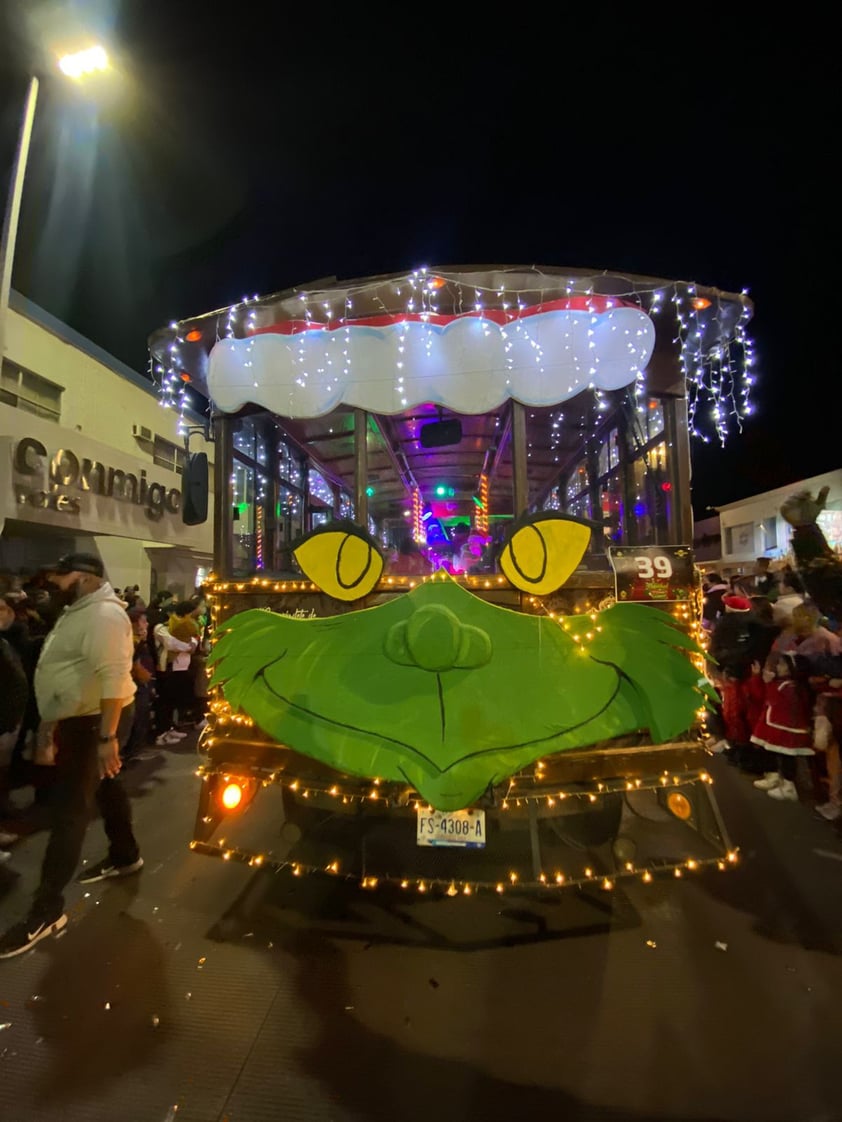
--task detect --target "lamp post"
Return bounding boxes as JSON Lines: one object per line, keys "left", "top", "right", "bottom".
{"left": 0, "top": 45, "right": 110, "bottom": 366}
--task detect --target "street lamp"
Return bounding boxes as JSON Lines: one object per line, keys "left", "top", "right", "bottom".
{"left": 0, "top": 46, "right": 110, "bottom": 366}
{"left": 58, "top": 45, "right": 109, "bottom": 80}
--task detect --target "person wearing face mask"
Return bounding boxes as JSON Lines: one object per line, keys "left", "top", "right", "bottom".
{"left": 0, "top": 553, "right": 142, "bottom": 960}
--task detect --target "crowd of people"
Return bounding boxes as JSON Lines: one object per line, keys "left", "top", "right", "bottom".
{"left": 0, "top": 563, "right": 210, "bottom": 872}
{"left": 702, "top": 560, "right": 841, "bottom": 822}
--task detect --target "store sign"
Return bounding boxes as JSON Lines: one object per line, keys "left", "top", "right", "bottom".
{"left": 608, "top": 545, "right": 695, "bottom": 602}
{"left": 13, "top": 436, "right": 181, "bottom": 522}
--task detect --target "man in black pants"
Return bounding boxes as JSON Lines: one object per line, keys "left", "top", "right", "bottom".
{"left": 0, "top": 553, "right": 142, "bottom": 960}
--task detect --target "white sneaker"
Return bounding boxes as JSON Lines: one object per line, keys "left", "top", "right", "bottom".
{"left": 815, "top": 801, "right": 842, "bottom": 822}
{"left": 706, "top": 739, "right": 729, "bottom": 754}
{"left": 155, "top": 729, "right": 187, "bottom": 745}
{"left": 768, "top": 780, "right": 798, "bottom": 801}
{"left": 753, "top": 772, "right": 781, "bottom": 790}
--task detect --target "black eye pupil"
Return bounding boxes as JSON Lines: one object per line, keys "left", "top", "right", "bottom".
{"left": 509, "top": 525, "right": 548, "bottom": 585}
{"left": 336, "top": 535, "right": 373, "bottom": 590}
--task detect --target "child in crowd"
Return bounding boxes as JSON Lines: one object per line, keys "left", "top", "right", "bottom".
{"left": 809, "top": 647, "right": 842, "bottom": 822}
{"left": 707, "top": 595, "right": 779, "bottom": 772}
{"left": 122, "top": 608, "right": 156, "bottom": 759}
{"left": 168, "top": 600, "right": 204, "bottom": 645}
{"left": 813, "top": 694, "right": 842, "bottom": 822}
{"left": 752, "top": 652, "right": 815, "bottom": 801}
{"left": 772, "top": 604, "right": 841, "bottom": 662}
{"left": 168, "top": 600, "right": 207, "bottom": 727}
{"left": 153, "top": 603, "right": 198, "bottom": 745}
{"left": 740, "top": 660, "right": 769, "bottom": 774}
{"left": 716, "top": 658, "right": 769, "bottom": 775}
{"left": 716, "top": 667, "right": 751, "bottom": 767}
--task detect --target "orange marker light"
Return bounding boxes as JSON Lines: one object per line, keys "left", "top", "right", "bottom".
{"left": 666, "top": 791, "right": 692, "bottom": 820}
{"left": 221, "top": 782, "right": 243, "bottom": 810}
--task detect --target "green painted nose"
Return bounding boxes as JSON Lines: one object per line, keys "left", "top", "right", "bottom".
{"left": 384, "top": 605, "right": 492, "bottom": 672}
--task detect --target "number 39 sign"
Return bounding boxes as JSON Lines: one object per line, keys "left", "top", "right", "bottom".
{"left": 608, "top": 545, "right": 695, "bottom": 603}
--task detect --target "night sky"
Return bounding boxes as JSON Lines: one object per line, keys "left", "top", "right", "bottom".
{"left": 0, "top": 2, "right": 833, "bottom": 518}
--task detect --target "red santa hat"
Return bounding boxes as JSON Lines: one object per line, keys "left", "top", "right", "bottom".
{"left": 722, "top": 595, "right": 752, "bottom": 613}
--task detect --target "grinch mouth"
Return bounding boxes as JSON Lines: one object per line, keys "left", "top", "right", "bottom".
{"left": 208, "top": 298, "right": 655, "bottom": 418}
{"left": 254, "top": 664, "right": 623, "bottom": 778}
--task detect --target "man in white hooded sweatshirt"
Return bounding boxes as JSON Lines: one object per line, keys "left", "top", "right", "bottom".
{"left": 0, "top": 553, "right": 141, "bottom": 959}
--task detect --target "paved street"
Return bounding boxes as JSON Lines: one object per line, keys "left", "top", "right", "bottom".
{"left": 1, "top": 739, "right": 841, "bottom": 1122}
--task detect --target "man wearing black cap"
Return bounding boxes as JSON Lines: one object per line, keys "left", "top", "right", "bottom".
{"left": 0, "top": 553, "right": 142, "bottom": 959}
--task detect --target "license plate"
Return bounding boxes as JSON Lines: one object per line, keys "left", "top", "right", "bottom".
{"left": 416, "top": 808, "right": 486, "bottom": 848}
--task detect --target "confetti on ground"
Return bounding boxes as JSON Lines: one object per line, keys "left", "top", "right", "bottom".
{"left": 0, "top": 1023, "right": 11, "bottom": 1032}
{"left": 646, "top": 940, "right": 657, "bottom": 948}
{"left": 715, "top": 941, "right": 728, "bottom": 952}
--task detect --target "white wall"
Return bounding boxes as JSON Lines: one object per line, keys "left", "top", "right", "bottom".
{"left": 4, "top": 304, "right": 214, "bottom": 463}
{"left": 0, "top": 300, "right": 215, "bottom": 599}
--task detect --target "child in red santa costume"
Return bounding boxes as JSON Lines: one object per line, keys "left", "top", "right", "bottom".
{"left": 751, "top": 652, "right": 814, "bottom": 801}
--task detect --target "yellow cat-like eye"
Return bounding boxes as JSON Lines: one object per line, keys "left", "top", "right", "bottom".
{"left": 499, "top": 513, "right": 591, "bottom": 595}
{"left": 292, "top": 521, "right": 384, "bottom": 601}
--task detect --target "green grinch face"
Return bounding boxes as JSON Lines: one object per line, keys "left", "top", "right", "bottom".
{"left": 209, "top": 579, "right": 709, "bottom": 811}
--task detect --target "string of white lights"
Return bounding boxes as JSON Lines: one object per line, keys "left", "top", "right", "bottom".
{"left": 154, "top": 270, "right": 754, "bottom": 444}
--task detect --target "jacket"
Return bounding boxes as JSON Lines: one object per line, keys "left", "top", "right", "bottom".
{"left": 34, "top": 583, "right": 136, "bottom": 721}
{"left": 702, "top": 583, "right": 729, "bottom": 627}
{"left": 154, "top": 623, "right": 196, "bottom": 672}
{"left": 708, "top": 615, "right": 780, "bottom": 678}
{"left": 750, "top": 677, "right": 814, "bottom": 755}
{"left": 0, "top": 636, "right": 28, "bottom": 735}
{"left": 1, "top": 620, "right": 41, "bottom": 734}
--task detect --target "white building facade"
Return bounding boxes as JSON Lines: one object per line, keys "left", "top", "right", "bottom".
{"left": 1, "top": 291, "right": 214, "bottom": 600}
{"left": 695, "top": 468, "right": 842, "bottom": 576}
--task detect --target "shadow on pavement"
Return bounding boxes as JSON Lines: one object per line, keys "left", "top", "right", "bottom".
{"left": 204, "top": 870, "right": 758, "bottom": 1122}
{"left": 24, "top": 877, "right": 172, "bottom": 1107}
{"left": 690, "top": 763, "right": 842, "bottom": 956}
{"left": 227, "top": 912, "right": 755, "bottom": 1122}
{"left": 207, "top": 865, "right": 643, "bottom": 953}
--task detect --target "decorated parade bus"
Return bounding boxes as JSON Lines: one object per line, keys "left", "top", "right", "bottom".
{"left": 148, "top": 265, "right": 752, "bottom": 897}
